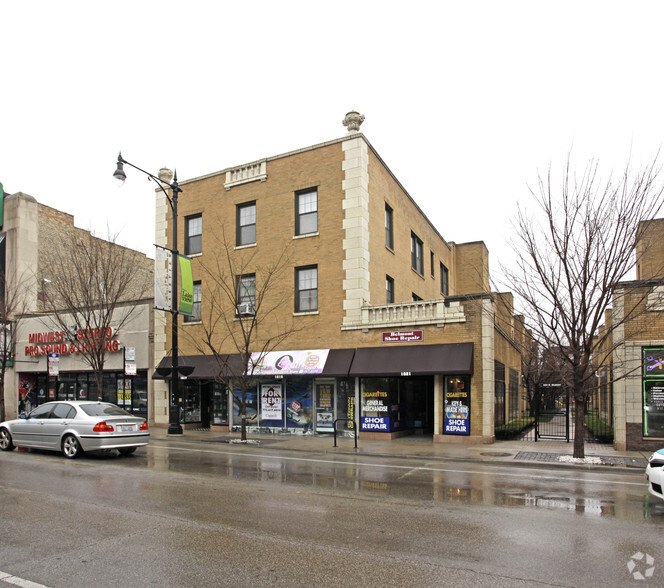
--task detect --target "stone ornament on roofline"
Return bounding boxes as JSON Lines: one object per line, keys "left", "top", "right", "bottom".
{"left": 342, "top": 111, "right": 365, "bottom": 133}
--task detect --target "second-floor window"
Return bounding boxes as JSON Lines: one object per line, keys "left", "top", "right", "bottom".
{"left": 385, "top": 204, "right": 394, "bottom": 250}
{"left": 295, "top": 188, "right": 318, "bottom": 235}
{"left": 236, "top": 274, "right": 256, "bottom": 316}
{"left": 237, "top": 202, "right": 256, "bottom": 246}
{"left": 440, "top": 262, "right": 449, "bottom": 296}
{"left": 411, "top": 232, "right": 424, "bottom": 275}
{"left": 295, "top": 265, "right": 318, "bottom": 312}
{"left": 184, "top": 281, "right": 202, "bottom": 323}
{"left": 185, "top": 214, "right": 202, "bottom": 255}
{"left": 386, "top": 275, "right": 394, "bottom": 304}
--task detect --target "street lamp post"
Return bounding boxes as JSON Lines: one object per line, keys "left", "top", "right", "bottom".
{"left": 113, "top": 152, "right": 184, "bottom": 434}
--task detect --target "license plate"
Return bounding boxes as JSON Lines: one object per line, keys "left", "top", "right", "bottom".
{"left": 118, "top": 425, "right": 135, "bottom": 432}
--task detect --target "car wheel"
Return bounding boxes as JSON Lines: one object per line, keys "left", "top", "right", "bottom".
{"left": 62, "top": 434, "right": 84, "bottom": 459}
{"left": 118, "top": 447, "right": 137, "bottom": 456}
{"left": 0, "top": 428, "right": 15, "bottom": 451}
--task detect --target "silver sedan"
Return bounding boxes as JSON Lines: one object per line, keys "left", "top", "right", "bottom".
{"left": 0, "top": 401, "right": 149, "bottom": 458}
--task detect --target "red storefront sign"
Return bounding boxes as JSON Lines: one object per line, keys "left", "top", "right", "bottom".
{"left": 382, "top": 330, "right": 423, "bottom": 343}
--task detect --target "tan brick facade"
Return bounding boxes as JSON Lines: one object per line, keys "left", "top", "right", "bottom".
{"left": 153, "top": 133, "right": 523, "bottom": 442}
{"left": 607, "top": 219, "right": 664, "bottom": 450}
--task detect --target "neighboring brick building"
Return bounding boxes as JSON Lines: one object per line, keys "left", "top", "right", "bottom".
{"left": 153, "top": 114, "right": 525, "bottom": 443}
{"left": 1, "top": 192, "right": 155, "bottom": 420}
{"left": 609, "top": 218, "right": 664, "bottom": 450}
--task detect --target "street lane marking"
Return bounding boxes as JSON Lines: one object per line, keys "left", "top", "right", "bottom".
{"left": 149, "top": 441, "right": 646, "bottom": 487}
{"left": 0, "top": 571, "right": 49, "bottom": 588}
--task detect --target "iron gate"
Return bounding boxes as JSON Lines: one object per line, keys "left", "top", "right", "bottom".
{"left": 535, "top": 393, "right": 571, "bottom": 441}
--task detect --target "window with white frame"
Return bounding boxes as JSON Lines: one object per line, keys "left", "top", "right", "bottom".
{"left": 295, "top": 265, "right": 318, "bottom": 312}
{"left": 295, "top": 188, "right": 318, "bottom": 236}
{"left": 185, "top": 214, "right": 202, "bottom": 255}
{"left": 236, "top": 202, "right": 256, "bottom": 246}
{"left": 236, "top": 274, "right": 256, "bottom": 316}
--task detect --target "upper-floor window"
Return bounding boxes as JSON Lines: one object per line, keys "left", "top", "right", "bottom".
{"left": 295, "top": 188, "right": 318, "bottom": 236}
{"left": 386, "top": 275, "right": 394, "bottom": 304}
{"left": 430, "top": 251, "right": 435, "bottom": 277}
{"left": 385, "top": 204, "right": 394, "bottom": 250}
{"left": 440, "top": 262, "right": 449, "bottom": 296}
{"left": 295, "top": 265, "right": 318, "bottom": 312}
{"left": 412, "top": 293, "right": 422, "bottom": 302}
{"left": 237, "top": 202, "right": 256, "bottom": 246}
{"left": 185, "top": 214, "right": 202, "bottom": 255}
{"left": 184, "top": 281, "right": 202, "bottom": 323}
{"left": 411, "top": 232, "right": 424, "bottom": 275}
{"left": 236, "top": 273, "right": 256, "bottom": 316}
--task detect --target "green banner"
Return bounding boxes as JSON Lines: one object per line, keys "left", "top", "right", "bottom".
{"left": 178, "top": 255, "right": 194, "bottom": 316}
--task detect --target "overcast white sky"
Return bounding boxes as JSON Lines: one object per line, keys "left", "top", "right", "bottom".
{"left": 3, "top": 1, "right": 663, "bottom": 288}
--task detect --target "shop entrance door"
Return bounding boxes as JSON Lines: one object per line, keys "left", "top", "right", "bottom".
{"left": 315, "top": 382, "right": 335, "bottom": 433}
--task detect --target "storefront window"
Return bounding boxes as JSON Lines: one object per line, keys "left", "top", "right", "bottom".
{"left": 102, "top": 373, "right": 117, "bottom": 404}
{"left": 212, "top": 382, "right": 228, "bottom": 425}
{"left": 444, "top": 375, "right": 471, "bottom": 435}
{"left": 77, "top": 374, "right": 89, "bottom": 401}
{"left": 132, "top": 374, "right": 148, "bottom": 413}
{"left": 285, "top": 378, "right": 313, "bottom": 431}
{"left": 360, "top": 377, "right": 398, "bottom": 432}
{"left": 643, "top": 348, "right": 664, "bottom": 438}
{"left": 336, "top": 378, "right": 356, "bottom": 434}
{"left": 183, "top": 380, "right": 201, "bottom": 423}
{"left": 57, "top": 374, "right": 76, "bottom": 401}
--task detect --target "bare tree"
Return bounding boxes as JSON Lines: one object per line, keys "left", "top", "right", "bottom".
{"left": 504, "top": 156, "right": 664, "bottom": 458}
{"left": 0, "top": 268, "right": 30, "bottom": 422}
{"left": 41, "top": 229, "right": 152, "bottom": 402}
{"left": 183, "top": 235, "right": 304, "bottom": 442}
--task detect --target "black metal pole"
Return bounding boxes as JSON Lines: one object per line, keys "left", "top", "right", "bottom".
{"left": 167, "top": 173, "right": 183, "bottom": 435}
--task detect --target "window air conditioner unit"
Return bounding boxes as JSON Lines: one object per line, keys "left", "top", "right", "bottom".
{"left": 237, "top": 302, "right": 255, "bottom": 315}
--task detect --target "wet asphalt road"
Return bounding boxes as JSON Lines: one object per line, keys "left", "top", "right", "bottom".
{"left": 0, "top": 438, "right": 662, "bottom": 587}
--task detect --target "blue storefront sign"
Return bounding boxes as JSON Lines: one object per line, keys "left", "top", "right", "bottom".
{"left": 361, "top": 416, "right": 390, "bottom": 431}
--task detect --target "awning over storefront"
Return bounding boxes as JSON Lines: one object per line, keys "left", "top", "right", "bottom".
{"left": 152, "top": 354, "right": 244, "bottom": 380}
{"left": 153, "top": 344, "right": 471, "bottom": 380}
{"left": 320, "top": 348, "right": 355, "bottom": 376}
{"left": 348, "top": 343, "right": 474, "bottom": 377}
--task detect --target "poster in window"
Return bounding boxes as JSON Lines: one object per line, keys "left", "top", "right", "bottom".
{"left": 261, "top": 384, "right": 282, "bottom": 421}
{"left": 444, "top": 376, "right": 470, "bottom": 435}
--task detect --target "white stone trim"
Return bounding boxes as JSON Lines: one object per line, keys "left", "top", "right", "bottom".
{"left": 342, "top": 137, "right": 370, "bottom": 326}
{"left": 224, "top": 160, "right": 267, "bottom": 190}
{"left": 481, "top": 298, "right": 495, "bottom": 438}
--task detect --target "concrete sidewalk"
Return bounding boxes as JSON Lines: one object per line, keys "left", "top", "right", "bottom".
{"left": 150, "top": 427, "right": 652, "bottom": 472}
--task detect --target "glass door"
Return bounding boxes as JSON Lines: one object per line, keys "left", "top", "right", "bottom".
{"left": 315, "top": 382, "right": 335, "bottom": 433}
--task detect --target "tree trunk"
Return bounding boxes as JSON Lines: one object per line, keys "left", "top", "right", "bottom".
{"left": 573, "top": 396, "right": 586, "bottom": 459}
{"left": 240, "top": 396, "right": 247, "bottom": 441}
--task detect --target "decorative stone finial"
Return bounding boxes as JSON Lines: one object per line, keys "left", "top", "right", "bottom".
{"left": 342, "top": 111, "right": 365, "bottom": 133}
{"left": 158, "top": 167, "right": 173, "bottom": 184}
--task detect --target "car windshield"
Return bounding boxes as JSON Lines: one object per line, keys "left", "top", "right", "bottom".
{"left": 80, "top": 404, "right": 133, "bottom": 417}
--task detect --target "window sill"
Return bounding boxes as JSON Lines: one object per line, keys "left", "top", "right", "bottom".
{"left": 235, "top": 243, "right": 257, "bottom": 251}
{"left": 294, "top": 311, "right": 319, "bottom": 317}
{"left": 293, "top": 232, "right": 319, "bottom": 240}
{"left": 183, "top": 320, "right": 202, "bottom": 326}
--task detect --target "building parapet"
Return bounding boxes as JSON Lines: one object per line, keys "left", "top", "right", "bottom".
{"left": 342, "top": 298, "right": 466, "bottom": 331}
{"left": 224, "top": 159, "right": 267, "bottom": 190}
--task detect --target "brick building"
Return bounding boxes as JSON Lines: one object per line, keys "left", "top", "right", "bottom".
{"left": 152, "top": 114, "right": 525, "bottom": 443}
{"left": 1, "top": 192, "right": 154, "bottom": 419}
{"left": 607, "top": 218, "right": 664, "bottom": 450}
